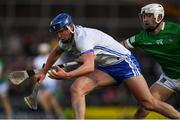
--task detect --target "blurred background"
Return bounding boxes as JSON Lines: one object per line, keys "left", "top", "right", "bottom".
{"left": 0, "top": 0, "right": 179, "bottom": 119}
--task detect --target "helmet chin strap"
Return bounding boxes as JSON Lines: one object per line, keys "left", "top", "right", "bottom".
{"left": 146, "top": 18, "right": 163, "bottom": 32}
{"left": 67, "top": 24, "right": 75, "bottom": 33}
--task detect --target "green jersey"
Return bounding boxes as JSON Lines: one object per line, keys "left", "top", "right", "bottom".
{"left": 128, "top": 21, "right": 180, "bottom": 79}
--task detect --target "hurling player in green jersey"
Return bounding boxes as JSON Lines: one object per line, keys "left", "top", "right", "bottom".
{"left": 121, "top": 3, "right": 180, "bottom": 119}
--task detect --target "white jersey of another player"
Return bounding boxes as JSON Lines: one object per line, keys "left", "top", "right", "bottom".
{"left": 34, "top": 54, "right": 58, "bottom": 92}
{"left": 34, "top": 43, "right": 63, "bottom": 92}
{"left": 59, "top": 26, "right": 131, "bottom": 67}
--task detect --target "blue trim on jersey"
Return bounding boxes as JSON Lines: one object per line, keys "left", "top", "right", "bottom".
{"left": 80, "top": 49, "right": 94, "bottom": 55}
{"left": 125, "top": 56, "right": 140, "bottom": 75}
{"left": 97, "top": 55, "right": 141, "bottom": 84}
{"left": 94, "top": 46, "right": 128, "bottom": 57}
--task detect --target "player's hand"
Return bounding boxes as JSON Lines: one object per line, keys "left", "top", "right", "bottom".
{"left": 34, "top": 72, "right": 46, "bottom": 83}
{"left": 47, "top": 66, "right": 70, "bottom": 80}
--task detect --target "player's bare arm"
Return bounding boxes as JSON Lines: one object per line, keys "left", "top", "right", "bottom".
{"left": 34, "top": 45, "right": 64, "bottom": 82}
{"left": 48, "top": 51, "right": 95, "bottom": 80}
{"left": 43, "top": 45, "right": 64, "bottom": 74}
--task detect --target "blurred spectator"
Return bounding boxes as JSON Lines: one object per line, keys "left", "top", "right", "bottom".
{"left": 33, "top": 43, "right": 65, "bottom": 119}
{"left": 5, "top": 33, "right": 23, "bottom": 56}
{"left": 0, "top": 59, "right": 13, "bottom": 119}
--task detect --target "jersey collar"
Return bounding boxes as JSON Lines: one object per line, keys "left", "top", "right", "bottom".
{"left": 161, "top": 22, "right": 165, "bottom": 30}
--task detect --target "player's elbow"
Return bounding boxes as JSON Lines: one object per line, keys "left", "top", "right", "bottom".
{"left": 90, "top": 66, "right": 95, "bottom": 72}
{"left": 84, "top": 60, "right": 95, "bottom": 72}
{"left": 85, "top": 62, "right": 95, "bottom": 73}
{"left": 87, "top": 64, "right": 95, "bottom": 73}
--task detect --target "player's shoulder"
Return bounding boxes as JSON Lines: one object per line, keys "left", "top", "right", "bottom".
{"left": 75, "top": 25, "right": 99, "bottom": 34}
{"left": 165, "top": 21, "right": 180, "bottom": 29}
{"left": 164, "top": 21, "right": 180, "bottom": 35}
{"left": 74, "top": 25, "right": 86, "bottom": 38}
{"left": 74, "top": 25, "right": 97, "bottom": 42}
{"left": 74, "top": 26, "right": 86, "bottom": 43}
{"left": 131, "top": 29, "right": 147, "bottom": 40}
{"left": 165, "top": 21, "right": 179, "bottom": 25}
{"left": 128, "top": 30, "right": 147, "bottom": 45}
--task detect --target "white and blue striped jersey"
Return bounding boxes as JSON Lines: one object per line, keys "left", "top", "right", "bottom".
{"left": 58, "top": 26, "right": 131, "bottom": 67}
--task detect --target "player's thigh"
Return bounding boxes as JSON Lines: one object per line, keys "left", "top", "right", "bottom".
{"left": 86, "top": 69, "right": 116, "bottom": 86}
{"left": 150, "top": 83, "right": 174, "bottom": 101}
{"left": 71, "top": 69, "right": 115, "bottom": 93}
{"left": 125, "top": 75, "right": 152, "bottom": 101}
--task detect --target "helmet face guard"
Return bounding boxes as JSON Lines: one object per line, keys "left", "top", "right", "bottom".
{"left": 49, "top": 23, "right": 67, "bottom": 32}
{"left": 49, "top": 13, "right": 73, "bottom": 32}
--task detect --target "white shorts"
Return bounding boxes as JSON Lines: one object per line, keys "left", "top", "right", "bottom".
{"left": 0, "top": 82, "right": 9, "bottom": 96}
{"left": 156, "top": 73, "right": 180, "bottom": 93}
{"left": 40, "top": 76, "right": 58, "bottom": 93}
{"left": 38, "top": 76, "right": 58, "bottom": 101}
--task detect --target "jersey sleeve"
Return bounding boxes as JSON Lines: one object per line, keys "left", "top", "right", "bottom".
{"left": 127, "top": 35, "right": 136, "bottom": 48}
{"left": 127, "top": 31, "right": 145, "bottom": 48}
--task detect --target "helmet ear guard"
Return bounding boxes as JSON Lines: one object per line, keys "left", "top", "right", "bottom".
{"left": 49, "top": 13, "right": 74, "bottom": 32}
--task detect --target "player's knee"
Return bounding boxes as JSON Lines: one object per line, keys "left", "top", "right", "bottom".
{"left": 70, "top": 82, "right": 86, "bottom": 97}
{"left": 70, "top": 84, "right": 81, "bottom": 96}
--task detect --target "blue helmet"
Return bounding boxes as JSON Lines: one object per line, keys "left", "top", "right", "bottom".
{"left": 49, "top": 13, "right": 73, "bottom": 32}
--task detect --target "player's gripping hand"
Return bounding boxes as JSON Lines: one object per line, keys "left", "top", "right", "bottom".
{"left": 48, "top": 66, "right": 70, "bottom": 80}
{"left": 34, "top": 71, "right": 46, "bottom": 82}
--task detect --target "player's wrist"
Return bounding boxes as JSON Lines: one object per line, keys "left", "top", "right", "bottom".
{"left": 66, "top": 72, "right": 74, "bottom": 78}
{"left": 41, "top": 69, "right": 48, "bottom": 75}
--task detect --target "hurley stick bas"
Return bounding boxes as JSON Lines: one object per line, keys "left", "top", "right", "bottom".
{"left": 24, "top": 82, "right": 40, "bottom": 110}
{"left": 23, "top": 61, "right": 79, "bottom": 110}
